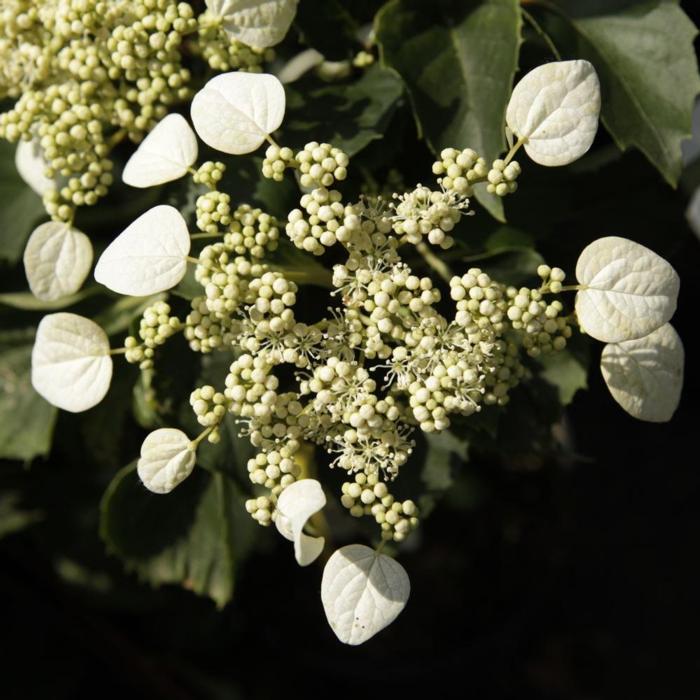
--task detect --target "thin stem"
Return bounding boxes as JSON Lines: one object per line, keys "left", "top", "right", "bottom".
{"left": 265, "top": 134, "right": 279, "bottom": 148}
{"left": 190, "top": 425, "right": 214, "bottom": 449}
{"left": 543, "top": 284, "right": 583, "bottom": 294}
{"left": 190, "top": 232, "right": 224, "bottom": 239}
{"left": 416, "top": 241, "right": 452, "bottom": 283}
{"left": 107, "top": 128, "right": 127, "bottom": 150}
{"left": 504, "top": 136, "right": 526, "bottom": 165}
{"left": 274, "top": 267, "right": 334, "bottom": 289}
{"left": 109, "top": 347, "right": 128, "bottom": 355}
{"left": 186, "top": 255, "right": 200, "bottom": 265}
{"left": 521, "top": 7, "right": 562, "bottom": 60}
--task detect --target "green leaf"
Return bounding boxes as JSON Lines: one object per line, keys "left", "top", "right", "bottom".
{"left": 422, "top": 430, "right": 469, "bottom": 492}
{"left": 0, "top": 286, "right": 99, "bottom": 311}
{"left": 549, "top": 0, "right": 700, "bottom": 186}
{"left": 0, "top": 491, "right": 43, "bottom": 539}
{"left": 376, "top": 0, "right": 522, "bottom": 221}
{"left": 100, "top": 464, "right": 253, "bottom": 608}
{"left": 0, "top": 141, "right": 46, "bottom": 263}
{"left": 294, "top": 0, "right": 359, "bottom": 60}
{"left": 93, "top": 293, "right": 165, "bottom": 337}
{"left": 0, "top": 328, "right": 57, "bottom": 461}
{"left": 538, "top": 349, "right": 588, "bottom": 406}
{"left": 281, "top": 64, "right": 404, "bottom": 156}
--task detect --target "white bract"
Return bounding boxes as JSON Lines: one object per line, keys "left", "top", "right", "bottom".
{"left": 191, "top": 72, "right": 285, "bottom": 155}
{"left": 122, "top": 114, "right": 198, "bottom": 188}
{"left": 275, "top": 478, "right": 326, "bottom": 566}
{"left": 94, "top": 205, "right": 190, "bottom": 296}
{"left": 31, "top": 313, "right": 112, "bottom": 412}
{"left": 506, "top": 60, "right": 601, "bottom": 166}
{"left": 601, "top": 323, "right": 684, "bottom": 423}
{"left": 23, "top": 221, "right": 93, "bottom": 301}
{"left": 575, "top": 236, "right": 679, "bottom": 343}
{"left": 321, "top": 544, "right": 410, "bottom": 645}
{"left": 137, "top": 428, "right": 197, "bottom": 494}
{"left": 15, "top": 138, "right": 54, "bottom": 196}
{"left": 205, "top": 0, "right": 298, "bottom": 49}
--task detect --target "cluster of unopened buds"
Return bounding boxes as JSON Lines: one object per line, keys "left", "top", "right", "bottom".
{"left": 25, "top": 60, "right": 684, "bottom": 645}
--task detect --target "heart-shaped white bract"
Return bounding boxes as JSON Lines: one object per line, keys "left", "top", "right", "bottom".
{"left": 506, "top": 60, "right": 601, "bottom": 166}
{"left": 94, "top": 205, "right": 190, "bottom": 296}
{"left": 191, "top": 72, "right": 285, "bottom": 155}
{"left": 122, "top": 114, "right": 198, "bottom": 188}
{"left": 23, "top": 221, "right": 93, "bottom": 301}
{"left": 205, "top": 0, "right": 298, "bottom": 49}
{"left": 321, "top": 544, "right": 410, "bottom": 646}
{"left": 31, "top": 312, "right": 112, "bottom": 413}
{"left": 15, "top": 138, "right": 54, "bottom": 196}
{"left": 137, "top": 428, "right": 196, "bottom": 494}
{"left": 275, "top": 478, "right": 326, "bottom": 566}
{"left": 575, "top": 236, "right": 679, "bottom": 343}
{"left": 601, "top": 323, "right": 684, "bottom": 423}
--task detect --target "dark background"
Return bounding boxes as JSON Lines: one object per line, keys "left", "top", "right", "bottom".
{"left": 2, "top": 4, "right": 700, "bottom": 699}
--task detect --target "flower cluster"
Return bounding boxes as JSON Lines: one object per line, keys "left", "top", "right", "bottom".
{"left": 0, "top": 0, "right": 268, "bottom": 221}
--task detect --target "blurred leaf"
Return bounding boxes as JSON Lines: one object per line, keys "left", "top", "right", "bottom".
{"left": 100, "top": 465, "right": 252, "bottom": 608}
{"left": 538, "top": 349, "right": 588, "bottom": 406}
{"left": 294, "top": 0, "right": 359, "bottom": 60}
{"left": 0, "top": 491, "right": 43, "bottom": 539}
{"left": 548, "top": 0, "right": 700, "bottom": 186}
{"left": 281, "top": 64, "right": 404, "bottom": 156}
{"left": 0, "top": 141, "right": 45, "bottom": 263}
{"left": 93, "top": 293, "right": 164, "bottom": 337}
{"left": 422, "top": 430, "right": 470, "bottom": 492}
{"left": 376, "top": 0, "right": 522, "bottom": 221}
{"left": 0, "top": 286, "right": 99, "bottom": 310}
{"left": 0, "top": 328, "right": 57, "bottom": 461}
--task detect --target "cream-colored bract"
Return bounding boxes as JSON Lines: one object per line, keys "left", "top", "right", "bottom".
{"left": 23, "top": 221, "right": 93, "bottom": 301}
{"left": 506, "top": 60, "right": 601, "bottom": 166}
{"left": 575, "top": 236, "right": 679, "bottom": 343}
{"left": 122, "top": 114, "right": 198, "bottom": 188}
{"left": 190, "top": 72, "right": 285, "bottom": 155}
{"left": 94, "top": 205, "right": 190, "bottom": 296}
{"left": 31, "top": 313, "right": 112, "bottom": 413}
{"left": 601, "top": 323, "right": 684, "bottom": 423}
{"left": 137, "top": 428, "right": 196, "bottom": 494}
{"left": 275, "top": 478, "right": 326, "bottom": 566}
{"left": 205, "top": 0, "right": 298, "bottom": 49}
{"left": 15, "top": 138, "right": 54, "bottom": 196}
{"left": 321, "top": 544, "right": 410, "bottom": 645}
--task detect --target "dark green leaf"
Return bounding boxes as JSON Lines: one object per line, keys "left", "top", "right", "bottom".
{"left": 294, "top": 0, "right": 359, "bottom": 60}
{"left": 0, "top": 491, "right": 43, "bottom": 539}
{"left": 548, "top": 0, "right": 700, "bottom": 186}
{"left": 0, "top": 328, "right": 57, "bottom": 461}
{"left": 376, "top": 0, "right": 522, "bottom": 220}
{"left": 422, "top": 430, "right": 470, "bottom": 492}
{"left": 538, "top": 349, "right": 588, "bottom": 406}
{"left": 0, "top": 140, "right": 45, "bottom": 263}
{"left": 100, "top": 464, "right": 253, "bottom": 608}
{"left": 281, "top": 64, "right": 404, "bottom": 156}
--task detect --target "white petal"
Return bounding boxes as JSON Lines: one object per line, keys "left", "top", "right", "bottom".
{"left": 23, "top": 221, "right": 93, "bottom": 301}
{"left": 205, "top": 0, "right": 298, "bottom": 49}
{"left": 601, "top": 323, "right": 684, "bottom": 423}
{"left": 321, "top": 544, "right": 410, "bottom": 646}
{"left": 122, "top": 114, "right": 198, "bottom": 188}
{"left": 575, "top": 236, "right": 679, "bottom": 343}
{"left": 506, "top": 60, "right": 601, "bottom": 166}
{"left": 137, "top": 428, "right": 196, "bottom": 494}
{"left": 31, "top": 313, "right": 112, "bottom": 412}
{"left": 275, "top": 478, "right": 326, "bottom": 566}
{"left": 190, "top": 72, "right": 285, "bottom": 155}
{"left": 94, "top": 205, "right": 190, "bottom": 296}
{"left": 15, "top": 138, "right": 54, "bottom": 196}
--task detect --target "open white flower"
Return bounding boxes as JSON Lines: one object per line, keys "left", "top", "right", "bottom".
{"left": 94, "top": 205, "right": 190, "bottom": 296}
{"left": 321, "top": 544, "right": 410, "bottom": 645}
{"left": 31, "top": 313, "right": 112, "bottom": 412}
{"left": 15, "top": 138, "right": 54, "bottom": 196}
{"left": 204, "top": 0, "right": 298, "bottom": 49}
{"left": 122, "top": 114, "right": 198, "bottom": 188}
{"left": 23, "top": 221, "right": 93, "bottom": 301}
{"left": 137, "top": 428, "right": 197, "bottom": 494}
{"left": 191, "top": 72, "right": 285, "bottom": 155}
{"left": 575, "top": 236, "right": 680, "bottom": 343}
{"left": 601, "top": 323, "right": 684, "bottom": 422}
{"left": 506, "top": 59, "right": 601, "bottom": 166}
{"left": 275, "top": 478, "right": 326, "bottom": 566}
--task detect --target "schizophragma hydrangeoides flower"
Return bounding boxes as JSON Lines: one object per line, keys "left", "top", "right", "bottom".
{"left": 27, "top": 61, "right": 686, "bottom": 644}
